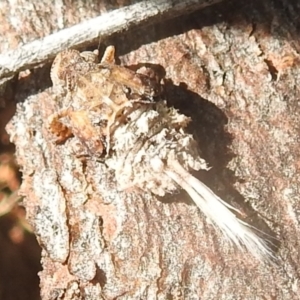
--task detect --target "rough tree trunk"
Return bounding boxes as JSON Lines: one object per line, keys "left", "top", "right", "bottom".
{"left": 2, "top": 0, "right": 300, "bottom": 299}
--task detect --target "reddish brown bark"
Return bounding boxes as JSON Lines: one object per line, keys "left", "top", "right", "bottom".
{"left": 2, "top": 0, "right": 300, "bottom": 299}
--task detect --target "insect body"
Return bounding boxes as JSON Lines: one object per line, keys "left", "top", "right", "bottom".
{"left": 49, "top": 46, "right": 274, "bottom": 262}
{"left": 49, "top": 46, "right": 159, "bottom": 155}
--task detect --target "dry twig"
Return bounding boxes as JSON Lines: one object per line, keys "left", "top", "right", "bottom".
{"left": 0, "top": 0, "right": 222, "bottom": 80}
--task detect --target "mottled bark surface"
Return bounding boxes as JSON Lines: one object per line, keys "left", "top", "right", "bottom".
{"left": 2, "top": 0, "right": 300, "bottom": 299}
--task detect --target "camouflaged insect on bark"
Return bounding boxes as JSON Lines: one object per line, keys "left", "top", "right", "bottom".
{"left": 7, "top": 45, "right": 274, "bottom": 299}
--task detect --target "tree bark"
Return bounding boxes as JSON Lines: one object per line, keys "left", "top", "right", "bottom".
{"left": 4, "top": 0, "right": 300, "bottom": 299}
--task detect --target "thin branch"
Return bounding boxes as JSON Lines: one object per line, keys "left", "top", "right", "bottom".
{"left": 0, "top": 0, "right": 222, "bottom": 80}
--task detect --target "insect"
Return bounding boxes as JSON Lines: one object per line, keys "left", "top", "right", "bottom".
{"left": 49, "top": 45, "right": 274, "bottom": 262}
{"left": 49, "top": 45, "right": 160, "bottom": 155}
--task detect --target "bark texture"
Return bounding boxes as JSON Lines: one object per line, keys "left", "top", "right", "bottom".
{"left": 3, "top": 0, "right": 300, "bottom": 299}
